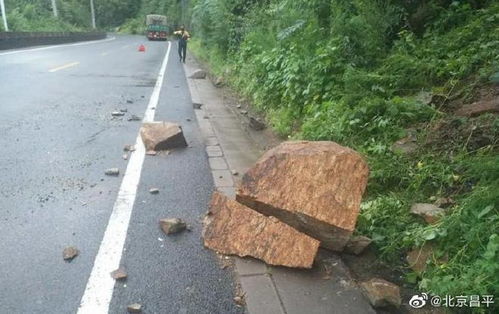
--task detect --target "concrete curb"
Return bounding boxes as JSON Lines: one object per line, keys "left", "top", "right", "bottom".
{"left": 0, "top": 32, "right": 106, "bottom": 50}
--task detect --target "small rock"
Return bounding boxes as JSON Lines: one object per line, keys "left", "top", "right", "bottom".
{"left": 360, "top": 278, "right": 401, "bottom": 308}
{"left": 231, "top": 170, "right": 239, "bottom": 176}
{"left": 233, "top": 296, "right": 245, "bottom": 307}
{"left": 146, "top": 150, "right": 157, "bottom": 156}
{"left": 159, "top": 218, "right": 187, "bottom": 235}
{"left": 63, "top": 246, "right": 79, "bottom": 261}
{"left": 249, "top": 117, "right": 266, "bottom": 131}
{"left": 391, "top": 133, "right": 418, "bottom": 154}
{"left": 120, "top": 109, "right": 128, "bottom": 113}
{"left": 110, "top": 267, "right": 127, "bottom": 280}
{"left": 406, "top": 243, "right": 444, "bottom": 274}
{"left": 128, "top": 115, "right": 141, "bottom": 121}
{"left": 410, "top": 203, "right": 445, "bottom": 224}
{"left": 203, "top": 116, "right": 210, "bottom": 119}
{"left": 193, "top": 102, "right": 203, "bottom": 109}
{"left": 240, "top": 110, "right": 248, "bottom": 115}
{"left": 105, "top": 168, "right": 120, "bottom": 176}
{"left": 127, "top": 303, "right": 141, "bottom": 313}
{"left": 214, "top": 76, "right": 224, "bottom": 87}
{"left": 112, "top": 111, "right": 125, "bottom": 117}
{"left": 189, "top": 69, "right": 207, "bottom": 79}
{"left": 122, "top": 154, "right": 129, "bottom": 160}
{"left": 416, "top": 91, "right": 433, "bottom": 105}
{"left": 186, "top": 118, "right": 191, "bottom": 122}
{"left": 434, "top": 197, "right": 455, "bottom": 208}
{"left": 124, "top": 145, "right": 135, "bottom": 152}
{"left": 344, "top": 235, "right": 372, "bottom": 255}
{"left": 236, "top": 104, "right": 242, "bottom": 109}
{"left": 126, "top": 100, "right": 134, "bottom": 104}
{"left": 149, "top": 188, "right": 160, "bottom": 194}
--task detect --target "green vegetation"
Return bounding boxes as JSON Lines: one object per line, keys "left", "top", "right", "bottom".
{"left": 1, "top": 0, "right": 86, "bottom": 31}
{"left": 0, "top": 0, "right": 141, "bottom": 32}
{"left": 178, "top": 0, "right": 499, "bottom": 308}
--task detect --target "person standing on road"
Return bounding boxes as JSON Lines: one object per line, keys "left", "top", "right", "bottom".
{"left": 174, "top": 25, "right": 190, "bottom": 63}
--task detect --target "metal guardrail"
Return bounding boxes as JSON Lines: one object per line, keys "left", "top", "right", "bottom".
{"left": 0, "top": 32, "right": 106, "bottom": 50}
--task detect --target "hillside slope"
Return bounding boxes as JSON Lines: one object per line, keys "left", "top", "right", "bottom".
{"left": 182, "top": 1, "right": 499, "bottom": 307}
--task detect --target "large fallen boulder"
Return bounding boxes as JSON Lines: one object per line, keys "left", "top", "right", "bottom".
{"left": 236, "top": 141, "right": 369, "bottom": 251}
{"left": 140, "top": 122, "right": 187, "bottom": 151}
{"left": 203, "top": 192, "right": 319, "bottom": 268}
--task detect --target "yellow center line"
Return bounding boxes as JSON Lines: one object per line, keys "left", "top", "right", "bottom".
{"left": 49, "top": 61, "right": 80, "bottom": 73}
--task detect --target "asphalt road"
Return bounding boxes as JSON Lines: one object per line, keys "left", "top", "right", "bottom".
{"left": 0, "top": 35, "right": 242, "bottom": 314}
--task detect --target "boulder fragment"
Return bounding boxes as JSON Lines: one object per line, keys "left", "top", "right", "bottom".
{"left": 456, "top": 98, "right": 499, "bottom": 117}
{"left": 344, "top": 235, "right": 372, "bottom": 255}
{"left": 63, "top": 246, "right": 79, "bottom": 261}
{"left": 189, "top": 69, "right": 207, "bottom": 79}
{"left": 105, "top": 168, "right": 120, "bottom": 176}
{"left": 128, "top": 115, "right": 141, "bottom": 121}
{"left": 249, "top": 117, "right": 266, "bottom": 131}
{"left": 111, "top": 111, "right": 125, "bottom": 117}
{"left": 204, "top": 192, "right": 319, "bottom": 268}
{"left": 149, "top": 188, "right": 160, "bottom": 194}
{"left": 434, "top": 197, "right": 455, "bottom": 208}
{"left": 406, "top": 243, "right": 444, "bottom": 274}
{"left": 160, "top": 218, "right": 187, "bottom": 235}
{"left": 236, "top": 141, "right": 369, "bottom": 251}
{"left": 410, "top": 203, "right": 445, "bottom": 224}
{"left": 123, "top": 145, "right": 135, "bottom": 152}
{"left": 110, "top": 267, "right": 127, "bottom": 280}
{"left": 214, "top": 76, "right": 224, "bottom": 87}
{"left": 127, "top": 303, "right": 142, "bottom": 313}
{"left": 140, "top": 122, "right": 187, "bottom": 152}
{"left": 360, "top": 278, "right": 401, "bottom": 308}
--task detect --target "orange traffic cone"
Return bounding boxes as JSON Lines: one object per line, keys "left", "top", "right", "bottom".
{"left": 138, "top": 44, "right": 146, "bottom": 52}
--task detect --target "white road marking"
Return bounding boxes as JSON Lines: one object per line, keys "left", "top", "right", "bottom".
{"left": 48, "top": 61, "right": 80, "bottom": 73}
{"left": 0, "top": 36, "right": 116, "bottom": 56}
{"left": 77, "top": 41, "right": 171, "bottom": 314}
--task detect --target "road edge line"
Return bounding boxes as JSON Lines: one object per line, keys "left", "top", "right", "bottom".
{"left": 77, "top": 41, "right": 171, "bottom": 314}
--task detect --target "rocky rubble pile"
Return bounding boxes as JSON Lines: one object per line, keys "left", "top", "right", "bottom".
{"left": 203, "top": 141, "right": 370, "bottom": 267}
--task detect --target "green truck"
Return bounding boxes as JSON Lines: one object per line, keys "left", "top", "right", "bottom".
{"left": 146, "top": 15, "right": 168, "bottom": 41}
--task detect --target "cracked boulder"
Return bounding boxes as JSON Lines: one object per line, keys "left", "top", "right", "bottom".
{"left": 140, "top": 122, "right": 187, "bottom": 152}
{"left": 203, "top": 192, "right": 319, "bottom": 268}
{"left": 236, "top": 141, "right": 369, "bottom": 251}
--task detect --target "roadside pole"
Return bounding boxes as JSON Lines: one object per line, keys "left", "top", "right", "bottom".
{"left": 0, "top": 0, "right": 8, "bottom": 31}
{"left": 51, "top": 0, "right": 58, "bottom": 17}
{"left": 90, "top": 0, "right": 96, "bottom": 29}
